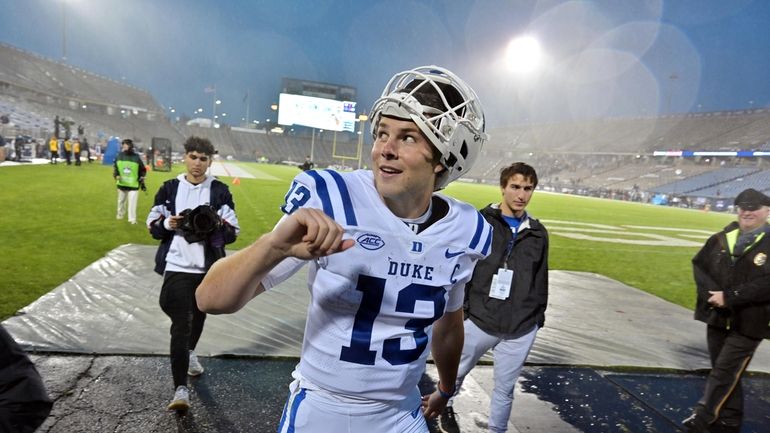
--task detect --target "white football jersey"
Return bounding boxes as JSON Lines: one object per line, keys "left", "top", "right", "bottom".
{"left": 265, "top": 169, "right": 492, "bottom": 401}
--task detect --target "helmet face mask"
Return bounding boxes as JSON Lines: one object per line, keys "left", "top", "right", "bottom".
{"left": 370, "top": 66, "right": 488, "bottom": 190}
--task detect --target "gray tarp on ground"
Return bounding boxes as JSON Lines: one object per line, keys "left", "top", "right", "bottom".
{"left": 4, "top": 244, "right": 770, "bottom": 372}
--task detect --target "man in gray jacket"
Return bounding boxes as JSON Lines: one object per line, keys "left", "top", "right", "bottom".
{"left": 441, "top": 162, "right": 548, "bottom": 433}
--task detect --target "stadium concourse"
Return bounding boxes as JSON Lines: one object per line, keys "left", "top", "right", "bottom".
{"left": 4, "top": 244, "right": 769, "bottom": 433}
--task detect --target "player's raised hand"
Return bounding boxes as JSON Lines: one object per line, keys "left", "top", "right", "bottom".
{"left": 269, "top": 208, "right": 354, "bottom": 260}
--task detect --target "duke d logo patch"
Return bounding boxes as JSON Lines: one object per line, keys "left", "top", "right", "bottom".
{"left": 754, "top": 252, "right": 767, "bottom": 266}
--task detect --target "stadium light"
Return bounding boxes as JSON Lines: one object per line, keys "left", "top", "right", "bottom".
{"left": 357, "top": 113, "right": 368, "bottom": 169}
{"left": 667, "top": 74, "right": 678, "bottom": 113}
{"left": 58, "top": 0, "right": 83, "bottom": 61}
{"left": 60, "top": 0, "right": 68, "bottom": 61}
{"left": 505, "top": 35, "right": 542, "bottom": 74}
{"left": 209, "top": 87, "right": 220, "bottom": 127}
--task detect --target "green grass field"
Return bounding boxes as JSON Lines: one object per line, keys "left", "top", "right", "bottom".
{"left": 0, "top": 161, "right": 734, "bottom": 320}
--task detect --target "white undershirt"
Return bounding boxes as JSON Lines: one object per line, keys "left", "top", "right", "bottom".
{"left": 164, "top": 174, "right": 213, "bottom": 274}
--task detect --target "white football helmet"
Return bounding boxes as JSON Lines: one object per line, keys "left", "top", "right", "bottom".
{"left": 369, "top": 66, "right": 488, "bottom": 190}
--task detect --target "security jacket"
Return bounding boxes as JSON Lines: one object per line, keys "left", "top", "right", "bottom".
{"left": 113, "top": 150, "right": 146, "bottom": 190}
{"left": 464, "top": 204, "right": 549, "bottom": 338}
{"left": 692, "top": 221, "right": 770, "bottom": 339}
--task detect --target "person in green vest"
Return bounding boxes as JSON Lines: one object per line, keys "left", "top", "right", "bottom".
{"left": 683, "top": 188, "right": 770, "bottom": 433}
{"left": 113, "top": 138, "right": 147, "bottom": 224}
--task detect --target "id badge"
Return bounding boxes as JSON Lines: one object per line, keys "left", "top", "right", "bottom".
{"left": 489, "top": 268, "right": 513, "bottom": 300}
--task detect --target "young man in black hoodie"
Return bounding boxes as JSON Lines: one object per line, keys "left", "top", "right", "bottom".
{"left": 442, "top": 162, "right": 548, "bottom": 433}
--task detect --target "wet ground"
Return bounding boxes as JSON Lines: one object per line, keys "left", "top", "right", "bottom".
{"left": 10, "top": 245, "right": 770, "bottom": 432}
{"left": 29, "top": 354, "right": 770, "bottom": 433}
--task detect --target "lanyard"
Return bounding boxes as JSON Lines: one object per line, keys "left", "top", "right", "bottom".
{"left": 502, "top": 225, "right": 519, "bottom": 270}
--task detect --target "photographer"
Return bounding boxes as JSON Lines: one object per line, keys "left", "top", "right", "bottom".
{"left": 146, "top": 136, "right": 240, "bottom": 412}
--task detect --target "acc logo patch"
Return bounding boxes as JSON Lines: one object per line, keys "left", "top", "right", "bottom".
{"left": 754, "top": 252, "right": 766, "bottom": 266}
{"left": 357, "top": 233, "right": 385, "bottom": 251}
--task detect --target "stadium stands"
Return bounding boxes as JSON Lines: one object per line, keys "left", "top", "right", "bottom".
{"left": 178, "top": 124, "right": 361, "bottom": 168}
{"left": 487, "top": 110, "right": 770, "bottom": 154}
{"left": 0, "top": 43, "right": 183, "bottom": 149}
{"left": 0, "top": 97, "right": 51, "bottom": 132}
{"left": 2, "top": 41, "right": 769, "bottom": 206}
{"left": 652, "top": 167, "right": 759, "bottom": 195}
{"left": 687, "top": 169, "right": 770, "bottom": 198}
{"left": 0, "top": 43, "right": 158, "bottom": 111}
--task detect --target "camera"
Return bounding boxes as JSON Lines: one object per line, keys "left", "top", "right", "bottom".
{"left": 178, "top": 205, "right": 221, "bottom": 243}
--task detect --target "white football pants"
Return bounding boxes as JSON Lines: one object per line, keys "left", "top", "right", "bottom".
{"left": 277, "top": 373, "right": 428, "bottom": 433}
{"left": 450, "top": 319, "right": 538, "bottom": 433}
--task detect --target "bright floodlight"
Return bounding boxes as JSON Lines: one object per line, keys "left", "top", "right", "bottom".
{"left": 505, "top": 36, "right": 542, "bottom": 74}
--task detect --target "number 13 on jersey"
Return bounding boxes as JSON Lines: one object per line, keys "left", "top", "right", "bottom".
{"left": 340, "top": 274, "right": 447, "bottom": 366}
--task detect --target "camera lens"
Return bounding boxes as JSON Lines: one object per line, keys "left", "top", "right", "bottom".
{"left": 192, "top": 212, "right": 217, "bottom": 233}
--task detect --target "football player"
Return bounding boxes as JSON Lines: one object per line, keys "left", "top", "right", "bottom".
{"left": 197, "top": 66, "right": 491, "bottom": 432}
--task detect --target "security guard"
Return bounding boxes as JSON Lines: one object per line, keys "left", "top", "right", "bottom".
{"left": 683, "top": 188, "right": 770, "bottom": 433}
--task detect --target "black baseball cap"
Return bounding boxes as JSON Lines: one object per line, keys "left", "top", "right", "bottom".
{"left": 734, "top": 188, "right": 770, "bottom": 211}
